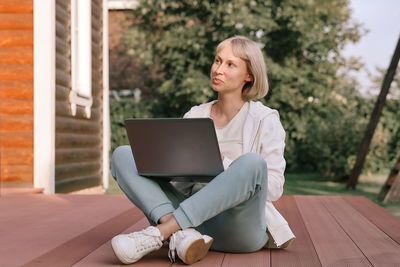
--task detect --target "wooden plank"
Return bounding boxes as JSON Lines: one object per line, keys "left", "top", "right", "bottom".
{"left": 221, "top": 251, "right": 268, "bottom": 267}
{"left": 187, "top": 252, "right": 224, "bottom": 267}
{"left": 0, "top": 187, "right": 42, "bottom": 195}
{"left": 0, "top": 29, "right": 33, "bottom": 46}
{"left": 56, "top": 133, "right": 102, "bottom": 148}
{"left": 56, "top": 36, "right": 70, "bottom": 56}
{"left": 0, "top": 14, "right": 33, "bottom": 29}
{"left": 56, "top": 68, "right": 71, "bottom": 87}
{"left": 72, "top": 238, "right": 125, "bottom": 267}
{"left": 55, "top": 175, "right": 102, "bottom": 193}
{"left": 56, "top": 117, "right": 102, "bottom": 134}
{"left": 76, "top": 216, "right": 224, "bottom": 266}
{"left": 0, "top": 98, "right": 33, "bottom": 114}
{"left": 0, "top": 47, "right": 33, "bottom": 64}
{"left": 343, "top": 196, "right": 400, "bottom": 244}
{"left": 271, "top": 196, "right": 321, "bottom": 267}
{"left": 0, "top": 81, "right": 33, "bottom": 98}
{"left": 0, "top": 0, "right": 33, "bottom": 13}
{"left": 55, "top": 162, "right": 101, "bottom": 180}
{"left": 0, "top": 172, "right": 32, "bottom": 183}
{"left": 295, "top": 196, "right": 372, "bottom": 266}
{"left": 0, "top": 147, "right": 33, "bottom": 165}
{"left": 56, "top": 52, "right": 70, "bottom": 71}
{"left": 0, "top": 164, "right": 32, "bottom": 183}
{"left": 55, "top": 0, "right": 68, "bottom": 10}
{"left": 73, "top": 218, "right": 171, "bottom": 267}
{"left": 322, "top": 196, "right": 400, "bottom": 266}
{"left": 92, "top": 72, "right": 103, "bottom": 88}
{"left": 0, "top": 64, "right": 33, "bottom": 81}
{"left": 92, "top": 16, "right": 102, "bottom": 35}
{"left": 91, "top": 0, "right": 102, "bottom": 20}
{"left": 56, "top": 148, "right": 101, "bottom": 164}
{"left": 74, "top": 217, "right": 175, "bottom": 267}
{"left": 23, "top": 208, "right": 142, "bottom": 267}
{"left": 55, "top": 3, "right": 68, "bottom": 25}
{"left": 91, "top": 96, "right": 103, "bottom": 108}
{"left": 0, "top": 131, "right": 32, "bottom": 147}
{"left": 56, "top": 84, "right": 70, "bottom": 100}
{"left": 0, "top": 194, "right": 138, "bottom": 267}
{"left": 0, "top": 114, "right": 32, "bottom": 131}
{"left": 91, "top": 54, "right": 103, "bottom": 69}
{"left": 55, "top": 20, "right": 69, "bottom": 39}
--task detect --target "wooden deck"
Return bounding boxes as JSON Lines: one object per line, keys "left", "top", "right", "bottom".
{"left": 1, "top": 194, "right": 399, "bottom": 266}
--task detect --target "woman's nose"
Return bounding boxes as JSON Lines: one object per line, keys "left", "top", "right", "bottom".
{"left": 215, "top": 64, "right": 224, "bottom": 74}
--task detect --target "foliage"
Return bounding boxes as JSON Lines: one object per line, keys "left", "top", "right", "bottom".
{"left": 113, "top": 0, "right": 398, "bottom": 179}
{"left": 109, "top": 11, "right": 163, "bottom": 98}
{"left": 365, "top": 90, "right": 400, "bottom": 172}
{"left": 354, "top": 67, "right": 400, "bottom": 174}
{"left": 110, "top": 97, "right": 154, "bottom": 153}
{"left": 287, "top": 96, "right": 369, "bottom": 179}
{"left": 124, "top": 0, "right": 362, "bottom": 115}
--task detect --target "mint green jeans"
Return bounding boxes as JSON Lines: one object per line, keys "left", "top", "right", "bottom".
{"left": 111, "top": 145, "right": 268, "bottom": 252}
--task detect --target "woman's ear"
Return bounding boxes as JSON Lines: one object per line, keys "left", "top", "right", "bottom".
{"left": 246, "top": 74, "right": 254, "bottom": 82}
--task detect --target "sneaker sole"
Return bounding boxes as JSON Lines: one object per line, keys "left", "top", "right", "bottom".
{"left": 182, "top": 236, "right": 213, "bottom": 265}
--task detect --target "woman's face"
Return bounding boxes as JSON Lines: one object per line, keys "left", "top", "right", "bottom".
{"left": 210, "top": 42, "right": 253, "bottom": 96}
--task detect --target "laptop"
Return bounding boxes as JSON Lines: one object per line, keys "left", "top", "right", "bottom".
{"left": 125, "top": 118, "right": 224, "bottom": 182}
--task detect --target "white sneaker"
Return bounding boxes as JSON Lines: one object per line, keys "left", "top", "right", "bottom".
{"left": 111, "top": 226, "right": 164, "bottom": 264}
{"left": 168, "top": 228, "right": 213, "bottom": 265}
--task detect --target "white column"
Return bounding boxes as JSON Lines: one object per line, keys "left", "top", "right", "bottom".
{"left": 76, "top": 0, "right": 92, "bottom": 98}
{"left": 102, "top": 0, "right": 110, "bottom": 190}
{"left": 33, "top": 0, "right": 56, "bottom": 193}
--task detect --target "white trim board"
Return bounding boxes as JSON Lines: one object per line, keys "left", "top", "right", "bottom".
{"left": 108, "top": 0, "right": 139, "bottom": 10}
{"left": 33, "top": 0, "right": 56, "bottom": 194}
{"left": 103, "top": 0, "right": 110, "bottom": 190}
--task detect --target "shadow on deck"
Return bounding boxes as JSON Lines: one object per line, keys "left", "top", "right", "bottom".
{"left": 0, "top": 193, "right": 399, "bottom": 266}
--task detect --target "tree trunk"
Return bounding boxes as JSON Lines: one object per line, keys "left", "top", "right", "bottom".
{"left": 378, "top": 157, "right": 400, "bottom": 202}
{"left": 347, "top": 35, "right": 400, "bottom": 189}
{"left": 383, "top": 172, "right": 400, "bottom": 204}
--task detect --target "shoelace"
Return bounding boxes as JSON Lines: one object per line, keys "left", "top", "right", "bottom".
{"left": 128, "top": 229, "right": 163, "bottom": 253}
{"left": 168, "top": 231, "right": 185, "bottom": 262}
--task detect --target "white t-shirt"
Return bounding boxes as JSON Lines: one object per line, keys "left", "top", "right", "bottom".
{"left": 215, "top": 102, "right": 249, "bottom": 162}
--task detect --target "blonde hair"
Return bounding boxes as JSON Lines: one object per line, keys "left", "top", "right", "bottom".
{"left": 216, "top": 36, "right": 268, "bottom": 100}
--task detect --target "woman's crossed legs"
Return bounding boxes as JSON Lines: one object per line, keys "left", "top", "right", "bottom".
{"left": 111, "top": 145, "right": 268, "bottom": 263}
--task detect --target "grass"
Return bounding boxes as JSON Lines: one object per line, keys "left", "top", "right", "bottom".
{"left": 106, "top": 172, "right": 400, "bottom": 218}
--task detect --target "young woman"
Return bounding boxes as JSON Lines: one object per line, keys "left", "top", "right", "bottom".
{"left": 111, "top": 36, "right": 295, "bottom": 265}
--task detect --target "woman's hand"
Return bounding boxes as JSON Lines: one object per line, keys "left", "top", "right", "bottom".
{"left": 221, "top": 154, "right": 225, "bottom": 161}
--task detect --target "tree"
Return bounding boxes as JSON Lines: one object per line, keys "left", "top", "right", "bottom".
{"left": 125, "top": 0, "right": 362, "bottom": 113}
{"left": 347, "top": 35, "right": 400, "bottom": 189}
{"left": 121, "top": 0, "right": 367, "bottom": 176}
{"left": 109, "top": 11, "right": 162, "bottom": 99}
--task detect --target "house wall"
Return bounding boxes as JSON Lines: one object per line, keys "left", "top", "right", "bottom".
{"left": 55, "top": 0, "right": 104, "bottom": 192}
{"left": 0, "top": 0, "right": 34, "bottom": 185}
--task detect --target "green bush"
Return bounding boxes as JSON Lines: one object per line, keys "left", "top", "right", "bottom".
{"left": 364, "top": 99, "right": 400, "bottom": 173}
{"left": 285, "top": 101, "right": 366, "bottom": 179}
{"left": 110, "top": 97, "right": 154, "bottom": 153}
{"left": 285, "top": 97, "right": 400, "bottom": 179}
